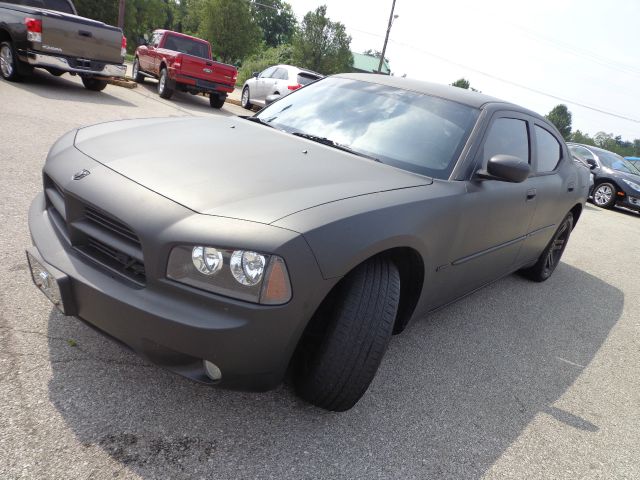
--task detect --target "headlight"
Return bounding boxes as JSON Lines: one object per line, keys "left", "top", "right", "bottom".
{"left": 622, "top": 178, "right": 640, "bottom": 192}
{"left": 167, "top": 245, "right": 292, "bottom": 305}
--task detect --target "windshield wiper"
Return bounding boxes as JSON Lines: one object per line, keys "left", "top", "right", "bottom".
{"left": 243, "top": 116, "right": 275, "bottom": 128}
{"left": 290, "top": 132, "right": 381, "bottom": 162}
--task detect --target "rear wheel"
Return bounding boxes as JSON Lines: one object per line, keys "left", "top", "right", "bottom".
{"left": 241, "top": 86, "right": 252, "bottom": 109}
{"left": 520, "top": 212, "right": 573, "bottom": 282}
{"left": 209, "top": 93, "right": 225, "bottom": 109}
{"left": 81, "top": 77, "right": 108, "bottom": 91}
{"left": 0, "top": 41, "right": 22, "bottom": 82}
{"left": 132, "top": 57, "right": 144, "bottom": 83}
{"left": 158, "top": 67, "right": 174, "bottom": 99}
{"left": 593, "top": 182, "right": 616, "bottom": 209}
{"left": 295, "top": 257, "right": 400, "bottom": 411}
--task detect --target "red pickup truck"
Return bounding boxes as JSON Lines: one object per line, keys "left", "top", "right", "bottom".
{"left": 133, "top": 30, "right": 237, "bottom": 108}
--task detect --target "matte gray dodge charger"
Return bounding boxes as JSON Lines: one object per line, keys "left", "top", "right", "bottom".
{"left": 27, "top": 74, "right": 589, "bottom": 411}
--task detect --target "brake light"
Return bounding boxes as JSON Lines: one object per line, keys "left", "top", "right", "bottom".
{"left": 121, "top": 35, "right": 127, "bottom": 58}
{"left": 24, "top": 17, "right": 42, "bottom": 43}
{"left": 288, "top": 84, "right": 302, "bottom": 90}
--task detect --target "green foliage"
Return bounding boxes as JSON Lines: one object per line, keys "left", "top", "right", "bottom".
{"left": 292, "top": 5, "right": 352, "bottom": 75}
{"left": 73, "top": 1, "right": 118, "bottom": 24}
{"left": 124, "top": 0, "right": 169, "bottom": 51}
{"left": 237, "top": 44, "right": 295, "bottom": 85}
{"left": 251, "top": 0, "right": 297, "bottom": 48}
{"left": 363, "top": 49, "right": 388, "bottom": 63}
{"left": 570, "top": 130, "right": 640, "bottom": 157}
{"left": 546, "top": 104, "right": 572, "bottom": 140}
{"left": 450, "top": 78, "right": 480, "bottom": 92}
{"left": 199, "top": 0, "right": 262, "bottom": 64}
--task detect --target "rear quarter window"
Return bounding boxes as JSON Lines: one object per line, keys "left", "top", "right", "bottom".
{"left": 297, "top": 73, "right": 321, "bottom": 86}
{"left": 535, "top": 126, "right": 562, "bottom": 172}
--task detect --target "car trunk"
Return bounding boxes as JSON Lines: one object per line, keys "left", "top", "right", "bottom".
{"left": 179, "top": 56, "right": 236, "bottom": 87}
{"left": 40, "top": 11, "right": 122, "bottom": 63}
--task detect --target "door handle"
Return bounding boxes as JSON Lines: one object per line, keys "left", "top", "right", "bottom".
{"left": 78, "top": 30, "right": 93, "bottom": 38}
{"left": 526, "top": 188, "right": 537, "bottom": 200}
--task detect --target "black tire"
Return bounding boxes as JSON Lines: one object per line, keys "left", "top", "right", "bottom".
{"left": 241, "top": 86, "right": 252, "bottom": 109}
{"left": 592, "top": 182, "right": 617, "bottom": 209}
{"left": 0, "top": 40, "right": 23, "bottom": 82}
{"left": 132, "top": 57, "right": 144, "bottom": 83}
{"left": 520, "top": 212, "right": 573, "bottom": 282}
{"left": 295, "top": 257, "right": 400, "bottom": 411}
{"left": 81, "top": 77, "right": 108, "bottom": 91}
{"left": 209, "top": 94, "right": 225, "bottom": 109}
{"left": 158, "top": 67, "right": 174, "bottom": 99}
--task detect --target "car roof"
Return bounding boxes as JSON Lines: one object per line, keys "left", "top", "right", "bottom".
{"left": 154, "top": 29, "right": 209, "bottom": 45}
{"left": 567, "top": 143, "right": 625, "bottom": 158}
{"left": 273, "top": 64, "right": 323, "bottom": 77}
{"left": 333, "top": 73, "right": 538, "bottom": 112}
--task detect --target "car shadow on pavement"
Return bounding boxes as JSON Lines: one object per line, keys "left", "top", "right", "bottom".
{"left": 6, "top": 70, "right": 137, "bottom": 107}
{"left": 46, "top": 262, "right": 623, "bottom": 479}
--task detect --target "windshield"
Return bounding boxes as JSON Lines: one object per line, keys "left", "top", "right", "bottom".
{"left": 255, "top": 77, "right": 480, "bottom": 179}
{"left": 163, "top": 35, "right": 210, "bottom": 60}
{"left": 597, "top": 150, "right": 640, "bottom": 175}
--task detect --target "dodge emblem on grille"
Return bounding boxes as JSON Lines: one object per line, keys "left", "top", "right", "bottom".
{"left": 73, "top": 169, "right": 91, "bottom": 180}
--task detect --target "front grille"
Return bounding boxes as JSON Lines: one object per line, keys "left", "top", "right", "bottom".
{"left": 43, "top": 174, "right": 146, "bottom": 286}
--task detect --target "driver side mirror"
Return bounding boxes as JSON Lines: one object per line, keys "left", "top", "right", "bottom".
{"left": 253, "top": 72, "right": 260, "bottom": 78}
{"left": 585, "top": 158, "right": 597, "bottom": 169}
{"left": 138, "top": 37, "right": 148, "bottom": 46}
{"left": 476, "top": 154, "right": 531, "bottom": 183}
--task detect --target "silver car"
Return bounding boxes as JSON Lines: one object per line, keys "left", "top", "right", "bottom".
{"left": 241, "top": 64, "right": 323, "bottom": 109}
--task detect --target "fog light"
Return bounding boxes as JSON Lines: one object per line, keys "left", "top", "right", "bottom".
{"left": 203, "top": 360, "right": 222, "bottom": 381}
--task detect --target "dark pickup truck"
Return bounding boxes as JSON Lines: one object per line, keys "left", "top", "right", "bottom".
{"left": 133, "top": 29, "right": 237, "bottom": 108}
{"left": 0, "top": 0, "right": 126, "bottom": 91}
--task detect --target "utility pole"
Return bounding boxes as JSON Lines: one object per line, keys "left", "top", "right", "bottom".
{"left": 118, "top": 0, "right": 126, "bottom": 30}
{"left": 377, "top": 0, "right": 397, "bottom": 74}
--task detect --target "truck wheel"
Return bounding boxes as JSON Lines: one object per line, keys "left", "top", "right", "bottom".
{"left": 209, "top": 94, "right": 225, "bottom": 109}
{"left": 241, "top": 86, "right": 252, "bottom": 109}
{"left": 132, "top": 57, "right": 144, "bottom": 83}
{"left": 520, "top": 212, "right": 573, "bottom": 282}
{"left": 81, "top": 77, "right": 108, "bottom": 91}
{"left": 158, "top": 67, "right": 174, "bottom": 99}
{"left": 295, "top": 257, "right": 400, "bottom": 411}
{"left": 0, "top": 41, "right": 22, "bottom": 82}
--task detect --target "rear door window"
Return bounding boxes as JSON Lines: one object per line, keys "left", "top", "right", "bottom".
{"left": 482, "top": 118, "right": 530, "bottom": 165}
{"left": 274, "top": 68, "right": 289, "bottom": 80}
{"left": 10, "top": 0, "right": 75, "bottom": 13}
{"left": 535, "top": 126, "right": 562, "bottom": 172}
{"left": 260, "top": 67, "right": 277, "bottom": 78}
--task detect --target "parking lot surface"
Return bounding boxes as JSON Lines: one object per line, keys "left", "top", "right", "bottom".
{"left": 1, "top": 71, "right": 639, "bottom": 480}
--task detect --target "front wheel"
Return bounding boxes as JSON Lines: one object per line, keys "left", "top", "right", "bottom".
{"left": 241, "top": 86, "right": 252, "bottom": 109}
{"left": 158, "top": 67, "right": 174, "bottom": 99}
{"left": 81, "top": 77, "right": 108, "bottom": 91}
{"left": 132, "top": 57, "right": 144, "bottom": 83}
{"left": 295, "top": 257, "right": 400, "bottom": 411}
{"left": 209, "top": 93, "right": 225, "bottom": 109}
{"left": 520, "top": 212, "right": 573, "bottom": 282}
{"left": 593, "top": 182, "right": 616, "bottom": 209}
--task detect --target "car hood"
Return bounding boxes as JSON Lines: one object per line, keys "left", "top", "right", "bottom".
{"left": 73, "top": 117, "right": 431, "bottom": 224}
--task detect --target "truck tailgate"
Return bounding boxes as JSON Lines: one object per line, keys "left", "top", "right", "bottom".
{"left": 40, "top": 10, "right": 122, "bottom": 63}
{"left": 181, "top": 55, "right": 236, "bottom": 87}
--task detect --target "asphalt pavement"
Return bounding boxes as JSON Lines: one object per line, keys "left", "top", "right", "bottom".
{"left": 1, "top": 70, "right": 639, "bottom": 480}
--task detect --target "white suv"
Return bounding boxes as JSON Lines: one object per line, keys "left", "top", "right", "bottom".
{"left": 241, "top": 64, "right": 323, "bottom": 109}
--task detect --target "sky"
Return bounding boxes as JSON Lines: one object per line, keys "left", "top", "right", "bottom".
{"left": 286, "top": 0, "right": 640, "bottom": 141}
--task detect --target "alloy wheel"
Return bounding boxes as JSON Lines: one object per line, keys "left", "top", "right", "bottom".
{"left": 242, "top": 88, "right": 249, "bottom": 106}
{"left": 543, "top": 219, "right": 570, "bottom": 276}
{"left": 159, "top": 71, "right": 166, "bottom": 94}
{"left": 132, "top": 59, "right": 139, "bottom": 78}
{"left": 594, "top": 184, "right": 613, "bottom": 206}
{"left": 0, "top": 45, "right": 13, "bottom": 78}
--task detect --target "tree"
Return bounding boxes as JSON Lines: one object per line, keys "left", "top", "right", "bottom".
{"left": 237, "top": 44, "right": 295, "bottom": 84}
{"left": 251, "top": 0, "right": 297, "bottom": 48}
{"left": 545, "top": 104, "right": 572, "bottom": 140}
{"left": 363, "top": 49, "right": 388, "bottom": 63}
{"left": 570, "top": 130, "right": 595, "bottom": 146}
{"left": 450, "top": 78, "right": 480, "bottom": 92}
{"left": 199, "top": 0, "right": 262, "bottom": 64}
{"left": 292, "top": 6, "right": 352, "bottom": 74}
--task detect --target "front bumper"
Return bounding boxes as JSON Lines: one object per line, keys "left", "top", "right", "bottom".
{"left": 618, "top": 193, "right": 640, "bottom": 211}
{"left": 28, "top": 151, "right": 334, "bottom": 390}
{"left": 27, "top": 50, "right": 126, "bottom": 78}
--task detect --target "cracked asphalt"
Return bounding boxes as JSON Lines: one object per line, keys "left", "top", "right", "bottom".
{"left": 1, "top": 71, "right": 639, "bottom": 480}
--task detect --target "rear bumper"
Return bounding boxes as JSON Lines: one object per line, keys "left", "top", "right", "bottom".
{"left": 26, "top": 50, "right": 126, "bottom": 78}
{"left": 174, "top": 73, "right": 235, "bottom": 94}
